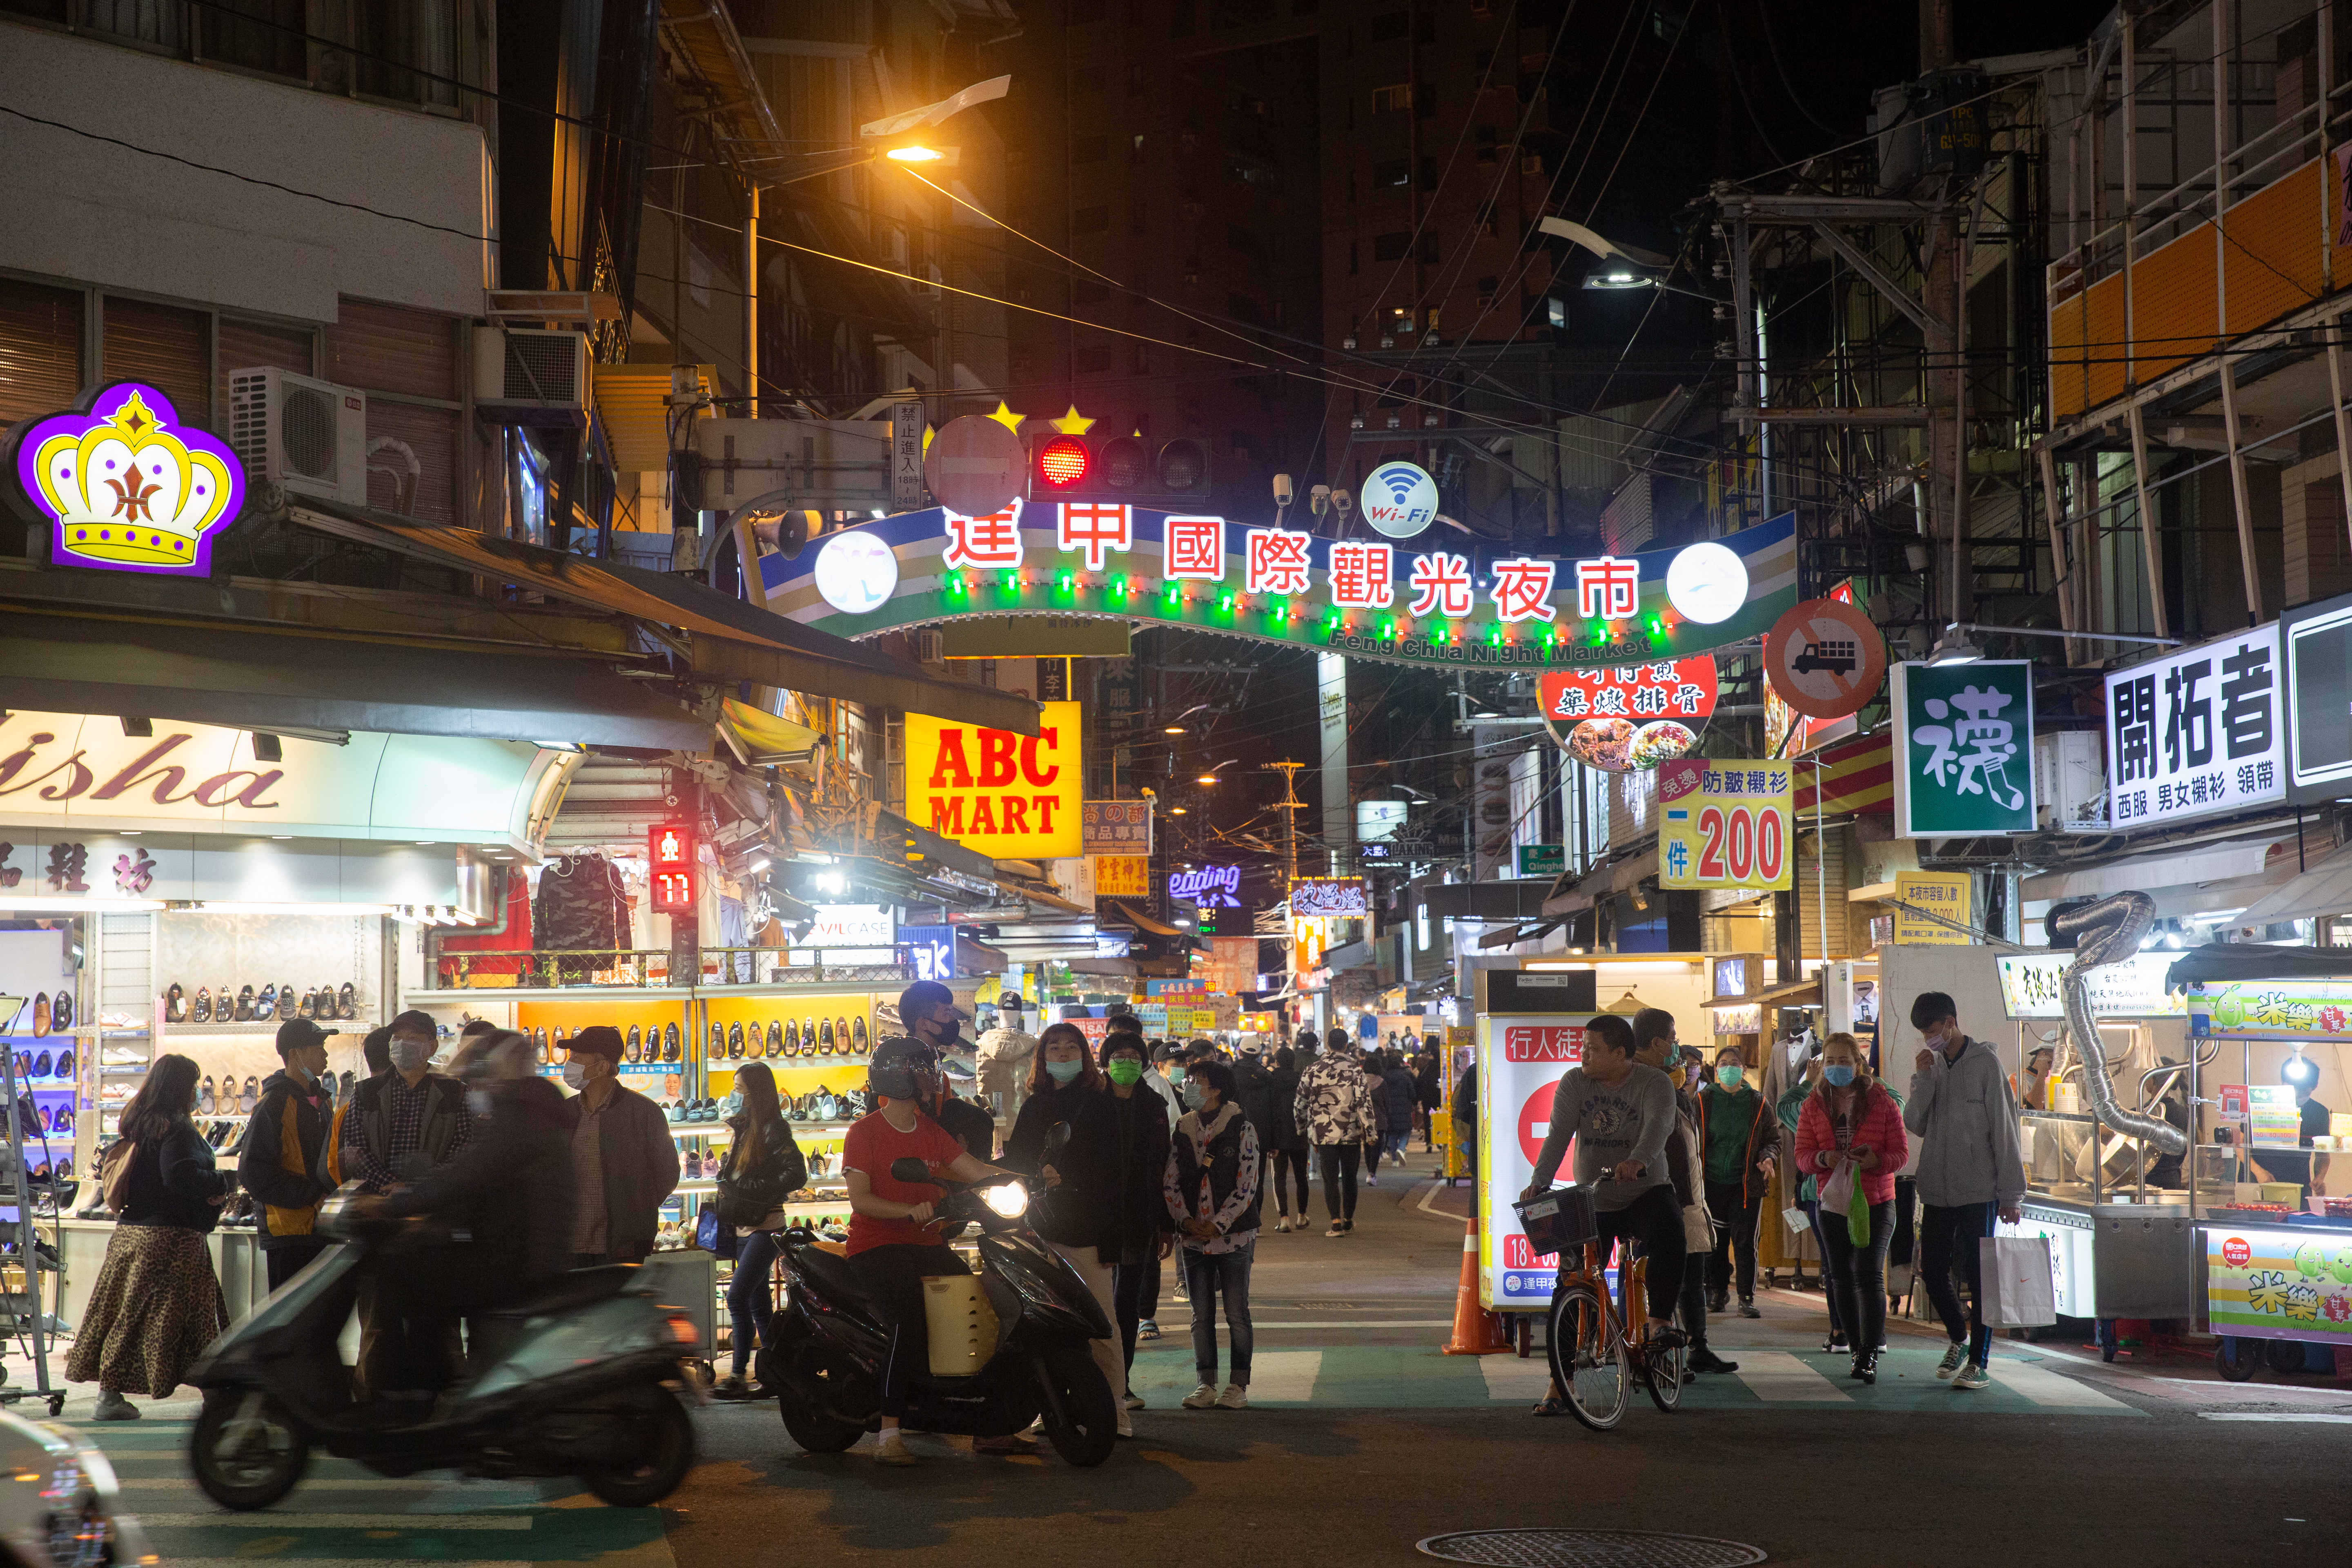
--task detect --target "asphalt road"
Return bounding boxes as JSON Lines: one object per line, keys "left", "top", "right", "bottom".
{"left": 54, "top": 1148, "right": 2352, "bottom": 1567}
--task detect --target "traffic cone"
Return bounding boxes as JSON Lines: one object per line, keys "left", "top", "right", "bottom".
{"left": 1441, "top": 1215, "right": 1515, "bottom": 1355}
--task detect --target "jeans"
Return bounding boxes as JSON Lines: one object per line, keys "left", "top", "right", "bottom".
{"left": 1705, "top": 1179, "right": 1763, "bottom": 1301}
{"left": 1364, "top": 1136, "right": 1382, "bottom": 1178}
{"left": 1819, "top": 1199, "right": 1896, "bottom": 1355}
{"left": 1180, "top": 1242, "right": 1254, "bottom": 1385}
{"left": 1272, "top": 1147, "right": 1313, "bottom": 1217}
{"left": 1317, "top": 1144, "right": 1360, "bottom": 1220}
{"left": 846, "top": 1241, "right": 967, "bottom": 1418}
{"left": 1592, "top": 1186, "right": 1686, "bottom": 1324}
{"left": 1802, "top": 1198, "right": 1846, "bottom": 1341}
{"left": 1918, "top": 1199, "right": 1998, "bottom": 1368}
{"left": 1381, "top": 1128, "right": 1408, "bottom": 1162}
{"left": 726, "top": 1229, "right": 780, "bottom": 1377}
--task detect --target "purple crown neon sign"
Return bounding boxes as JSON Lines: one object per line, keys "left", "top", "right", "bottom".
{"left": 9, "top": 381, "right": 245, "bottom": 576}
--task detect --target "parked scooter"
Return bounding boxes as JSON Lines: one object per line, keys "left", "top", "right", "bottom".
{"left": 184, "top": 1188, "right": 700, "bottom": 1510}
{"left": 760, "top": 1140, "right": 1119, "bottom": 1465}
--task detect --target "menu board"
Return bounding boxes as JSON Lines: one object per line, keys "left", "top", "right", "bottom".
{"left": 1996, "top": 952, "right": 2187, "bottom": 1020}
{"left": 2191, "top": 979, "right": 2352, "bottom": 1040}
{"left": 2249, "top": 1085, "right": 2304, "bottom": 1148}
{"left": 2207, "top": 1225, "right": 2352, "bottom": 1343}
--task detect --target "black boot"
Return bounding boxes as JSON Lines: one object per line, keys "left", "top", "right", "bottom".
{"left": 1687, "top": 1345, "right": 1740, "bottom": 1375}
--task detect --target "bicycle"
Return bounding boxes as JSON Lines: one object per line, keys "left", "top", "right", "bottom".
{"left": 1517, "top": 1179, "right": 1686, "bottom": 1432}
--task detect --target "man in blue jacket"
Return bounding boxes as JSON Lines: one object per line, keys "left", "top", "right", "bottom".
{"left": 1903, "top": 990, "right": 2026, "bottom": 1392}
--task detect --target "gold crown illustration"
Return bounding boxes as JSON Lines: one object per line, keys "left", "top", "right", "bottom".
{"left": 28, "top": 387, "right": 241, "bottom": 571}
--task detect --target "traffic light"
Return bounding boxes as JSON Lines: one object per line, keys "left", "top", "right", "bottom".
{"left": 1025, "top": 432, "right": 1214, "bottom": 507}
{"left": 648, "top": 822, "right": 696, "bottom": 915}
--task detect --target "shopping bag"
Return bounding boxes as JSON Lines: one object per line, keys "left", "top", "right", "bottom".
{"left": 1682, "top": 1201, "right": 1713, "bottom": 1253}
{"left": 1818, "top": 1158, "right": 1855, "bottom": 1214}
{"left": 1845, "top": 1174, "right": 1873, "bottom": 1247}
{"left": 1979, "top": 1233, "right": 2058, "bottom": 1327}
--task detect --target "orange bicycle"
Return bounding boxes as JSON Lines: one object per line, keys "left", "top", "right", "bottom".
{"left": 1531, "top": 1189, "right": 1686, "bottom": 1430}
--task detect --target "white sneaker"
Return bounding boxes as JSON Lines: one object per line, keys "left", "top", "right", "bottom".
{"left": 1215, "top": 1382, "right": 1248, "bottom": 1410}
{"left": 1274, "top": 1215, "right": 1291, "bottom": 1233}
{"left": 1181, "top": 1382, "right": 1218, "bottom": 1409}
{"left": 1118, "top": 1417, "right": 1134, "bottom": 1438}
{"left": 1325, "top": 1222, "right": 1346, "bottom": 1237}
{"left": 1364, "top": 1174, "right": 1379, "bottom": 1187}
{"left": 875, "top": 1432, "right": 916, "bottom": 1466}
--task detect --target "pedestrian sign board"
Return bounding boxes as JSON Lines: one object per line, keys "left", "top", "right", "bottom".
{"left": 1891, "top": 661, "right": 2034, "bottom": 837}
{"left": 1656, "top": 757, "right": 1792, "bottom": 891}
{"left": 1891, "top": 870, "right": 1972, "bottom": 944}
{"left": 2104, "top": 623, "right": 2283, "bottom": 829}
{"left": 1475, "top": 1008, "right": 1600, "bottom": 1311}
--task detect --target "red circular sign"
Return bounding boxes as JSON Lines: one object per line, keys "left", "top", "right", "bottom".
{"left": 1764, "top": 597, "right": 1887, "bottom": 720}
{"left": 922, "top": 414, "right": 1027, "bottom": 517}
{"left": 1518, "top": 1078, "right": 1568, "bottom": 1166}
{"left": 1539, "top": 657, "right": 1719, "bottom": 773}
{"left": 2223, "top": 1236, "right": 2252, "bottom": 1267}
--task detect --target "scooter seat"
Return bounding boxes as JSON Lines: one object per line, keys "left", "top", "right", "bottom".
{"left": 486, "top": 1263, "right": 638, "bottom": 1319}
{"left": 788, "top": 1241, "right": 871, "bottom": 1304}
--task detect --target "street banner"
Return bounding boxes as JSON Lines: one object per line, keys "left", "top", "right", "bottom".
{"left": 1657, "top": 757, "right": 1792, "bottom": 891}
{"left": 1891, "top": 661, "right": 2034, "bottom": 837}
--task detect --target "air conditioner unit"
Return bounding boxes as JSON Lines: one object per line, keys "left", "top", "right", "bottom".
{"left": 2035, "top": 730, "right": 2109, "bottom": 831}
{"left": 227, "top": 368, "right": 368, "bottom": 504}
{"left": 473, "top": 327, "right": 590, "bottom": 410}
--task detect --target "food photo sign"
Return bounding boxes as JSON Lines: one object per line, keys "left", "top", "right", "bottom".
{"left": 1539, "top": 658, "right": 1719, "bottom": 772}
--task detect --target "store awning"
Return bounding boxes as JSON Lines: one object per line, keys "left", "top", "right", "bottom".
{"left": 1104, "top": 899, "right": 1185, "bottom": 937}
{"left": 956, "top": 933, "right": 1009, "bottom": 974}
{"left": 2023, "top": 835, "right": 2293, "bottom": 904}
{"left": 1423, "top": 878, "right": 1561, "bottom": 922}
{"left": 2221, "top": 845, "right": 2352, "bottom": 929}
{"left": 1752, "top": 978, "right": 1822, "bottom": 1009}
{"left": 1477, "top": 919, "right": 1564, "bottom": 951}
{"left": 1062, "top": 956, "right": 1139, "bottom": 978}
{"left": 2163, "top": 942, "right": 2352, "bottom": 990}
{"left": 0, "top": 612, "right": 709, "bottom": 749}
{"left": 592, "top": 365, "right": 684, "bottom": 473}
{"left": 717, "top": 697, "right": 822, "bottom": 764}
{"left": 284, "top": 501, "right": 1041, "bottom": 734}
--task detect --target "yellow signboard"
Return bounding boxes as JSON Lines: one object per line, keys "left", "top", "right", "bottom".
{"left": 905, "top": 700, "right": 1083, "bottom": 860}
{"left": 1657, "top": 758, "right": 1792, "bottom": 891}
{"left": 1094, "top": 854, "right": 1149, "bottom": 897}
{"left": 1893, "top": 870, "right": 1972, "bottom": 944}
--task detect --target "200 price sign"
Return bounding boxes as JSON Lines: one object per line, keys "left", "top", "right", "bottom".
{"left": 1657, "top": 757, "right": 1793, "bottom": 892}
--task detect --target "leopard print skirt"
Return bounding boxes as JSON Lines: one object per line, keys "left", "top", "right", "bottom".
{"left": 65, "top": 1224, "right": 228, "bottom": 1398}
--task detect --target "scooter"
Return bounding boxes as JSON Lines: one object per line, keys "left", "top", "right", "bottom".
{"left": 184, "top": 1188, "right": 700, "bottom": 1510}
{"left": 759, "top": 1149, "right": 1120, "bottom": 1465}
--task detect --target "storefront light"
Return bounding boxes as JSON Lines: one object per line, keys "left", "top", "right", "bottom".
{"left": 0, "top": 896, "right": 164, "bottom": 912}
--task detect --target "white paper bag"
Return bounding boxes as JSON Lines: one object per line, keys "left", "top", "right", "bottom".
{"left": 1979, "top": 1234, "right": 2057, "bottom": 1327}
{"left": 1818, "top": 1159, "right": 1855, "bottom": 1214}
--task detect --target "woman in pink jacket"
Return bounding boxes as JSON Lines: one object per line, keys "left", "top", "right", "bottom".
{"left": 1795, "top": 1031, "right": 1910, "bottom": 1385}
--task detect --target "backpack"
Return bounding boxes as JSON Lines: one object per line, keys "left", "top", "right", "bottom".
{"left": 98, "top": 1138, "right": 139, "bottom": 1213}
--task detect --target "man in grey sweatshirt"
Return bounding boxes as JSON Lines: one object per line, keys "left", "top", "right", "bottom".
{"left": 1523, "top": 1013, "right": 1685, "bottom": 1335}
{"left": 1903, "top": 989, "right": 2027, "bottom": 1392}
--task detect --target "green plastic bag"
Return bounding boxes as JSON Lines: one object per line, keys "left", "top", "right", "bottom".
{"left": 1846, "top": 1169, "right": 1873, "bottom": 1248}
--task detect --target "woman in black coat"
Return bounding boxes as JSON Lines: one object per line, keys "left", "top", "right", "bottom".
{"left": 1002, "top": 1021, "right": 1152, "bottom": 1434}
{"left": 1263, "top": 1047, "right": 1311, "bottom": 1230}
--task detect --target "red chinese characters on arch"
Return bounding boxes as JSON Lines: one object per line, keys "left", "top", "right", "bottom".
{"left": 1057, "top": 501, "right": 1132, "bottom": 571}
{"left": 1406, "top": 550, "right": 1473, "bottom": 617}
{"left": 1327, "top": 541, "right": 1394, "bottom": 608}
{"left": 943, "top": 499, "right": 1026, "bottom": 570}
{"left": 1243, "top": 526, "right": 1313, "bottom": 595}
{"left": 1490, "top": 556, "right": 1559, "bottom": 623}
{"left": 1163, "top": 515, "right": 1225, "bottom": 580}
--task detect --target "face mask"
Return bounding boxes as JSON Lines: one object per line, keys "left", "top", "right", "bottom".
{"left": 389, "top": 1038, "right": 430, "bottom": 1074}
{"left": 724, "top": 1090, "right": 744, "bottom": 1116}
{"left": 1182, "top": 1082, "right": 1209, "bottom": 1111}
{"left": 1716, "top": 1065, "right": 1745, "bottom": 1089}
{"left": 1046, "top": 1057, "right": 1085, "bottom": 1085}
{"left": 1105, "top": 1059, "right": 1144, "bottom": 1086}
{"left": 466, "top": 1088, "right": 492, "bottom": 1116}
{"left": 1824, "top": 1064, "right": 1856, "bottom": 1087}
{"left": 561, "top": 1060, "right": 588, "bottom": 1091}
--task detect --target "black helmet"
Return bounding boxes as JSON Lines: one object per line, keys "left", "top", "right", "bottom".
{"left": 868, "top": 1035, "right": 940, "bottom": 1102}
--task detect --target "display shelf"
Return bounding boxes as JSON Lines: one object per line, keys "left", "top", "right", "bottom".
{"left": 158, "top": 1022, "right": 342, "bottom": 1035}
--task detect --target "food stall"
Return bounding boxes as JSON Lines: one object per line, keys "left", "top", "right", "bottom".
{"left": 2166, "top": 944, "right": 2352, "bottom": 1380}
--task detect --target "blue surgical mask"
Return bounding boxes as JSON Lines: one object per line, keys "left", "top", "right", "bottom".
{"left": 1716, "top": 1065, "right": 1745, "bottom": 1089}
{"left": 1045, "top": 1057, "right": 1085, "bottom": 1085}
{"left": 561, "top": 1060, "right": 588, "bottom": 1091}
{"left": 723, "top": 1090, "right": 744, "bottom": 1116}
{"left": 1824, "top": 1064, "right": 1856, "bottom": 1087}
{"left": 1182, "top": 1081, "right": 1209, "bottom": 1110}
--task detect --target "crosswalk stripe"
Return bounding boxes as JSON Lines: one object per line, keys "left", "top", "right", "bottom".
{"left": 165, "top": 1561, "right": 533, "bottom": 1568}
{"left": 1479, "top": 1356, "right": 1556, "bottom": 1401}
{"left": 2198, "top": 1412, "right": 2352, "bottom": 1424}
{"left": 1729, "top": 1350, "right": 1852, "bottom": 1403}
{"left": 1243, "top": 1351, "right": 1323, "bottom": 1402}
{"left": 112, "top": 1478, "right": 546, "bottom": 1498}
{"left": 138, "top": 1513, "right": 535, "bottom": 1530}
{"left": 1987, "top": 1359, "right": 2131, "bottom": 1409}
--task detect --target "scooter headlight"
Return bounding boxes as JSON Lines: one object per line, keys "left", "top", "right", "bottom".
{"left": 982, "top": 1181, "right": 1029, "bottom": 1218}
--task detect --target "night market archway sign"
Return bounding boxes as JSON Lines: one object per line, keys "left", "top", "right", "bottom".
{"left": 758, "top": 505, "right": 1797, "bottom": 670}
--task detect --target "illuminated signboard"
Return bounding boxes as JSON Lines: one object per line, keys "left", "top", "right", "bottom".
{"left": 1168, "top": 864, "right": 1242, "bottom": 906}
{"left": 904, "top": 700, "right": 1083, "bottom": 859}
{"left": 7, "top": 382, "right": 245, "bottom": 576}
{"left": 1541, "top": 657, "right": 1721, "bottom": 773}
{"left": 760, "top": 507, "right": 1797, "bottom": 672}
{"left": 1290, "top": 877, "right": 1368, "bottom": 918}
{"left": 648, "top": 822, "right": 695, "bottom": 914}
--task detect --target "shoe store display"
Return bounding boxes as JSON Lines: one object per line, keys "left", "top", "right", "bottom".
{"left": 666, "top": 1100, "right": 684, "bottom": 1123}
{"left": 782, "top": 1020, "right": 797, "bottom": 1057}
{"left": 337, "top": 982, "right": 357, "bottom": 1020}
{"left": 296, "top": 988, "right": 314, "bottom": 1020}
{"left": 758, "top": 1020, "right": 777, "bottom": 1057}
{"left": 164, "top": 983, "right": 185, "bottom": 1023}
{"left": 51, "top": 992, "right": 71, "bottom": 1031}
{"left": 242, "top": 1075, "right": 260, "bottom": 1113}
{"left": 255, "top": 984, "right": 277, "bottom": 1022}
{"left": 626, "top": 1025, "right": 642, "bottom": 1062}
{"left": 233, "top": 984, "right": 254, "bottom": 1023}
{"left": 819, "top": 1018, "right": 835, "bottom": 1055}
{"left": 32, "top": 1051, "right": 50, "bottom": 1080}
{"left": 30, "top": 995, "right": 47, "bottom": 1038}
{"left": 664, "top": 1023, "right": 681, "bottom": 1062}
{"left": 852, "top": 1016, "right": 869, "bottom": 1053}
{"left": 729, "top": 1020, "right": 744, "bottom": 1059}
{"left": 191, "top": 986, "right": 211, "bottom": 1023}
{"left": 56, "top": 1048, "right": 72, "bottom": 1080}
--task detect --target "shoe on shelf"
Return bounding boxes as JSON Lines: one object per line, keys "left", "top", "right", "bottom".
{"left": 53, "top": 992, "right": 71, "bottom": 1031}
{"left": 337, "top": 982, "right": 357, "bottom": 1020}
{"left": 1122, "top": 1393, "right": 1147, "bottom": 1411}
{"left": 190, "top": 986, "right": 211, "bottom": 1024}
{"left": 30, "top": 995, "right": 47, "bottom": 1038}
{"left": 1136, "top": 1319, "right": 1161, "bottom": 1342}
{"left": 1951, "top": 1361, "right": 1990, "bottom": 1392}
{"left": 1852, "top": 1352, "right": 1879, "bottom": 1385}
{"left": 1737, "top": 1298, "right": 1761, "bottom": 1319}
{"left": 163, "top": 983, "right": 185, "bottom": 1024}
{"left": 255, "top": 984, "right": 276, "bottom": 1022}
{"left": 1935, "top": 1343, "right": 1967, "bottom": 1379}
{"left": 91, "top": 1392, "right": 140, "bottom": 1421}
{"left": 1180, "top": 1383, "right": 1218, "bottom": 1410}
{"left": 1214, "top": 1383, "right": 1248, "bottom": 1410}
{"left": 198, "top": 1076, "right": 214, "bottom": 1115}
{"left": 874, "top": 1432, "right": 918, "bottom": 1466}
{"left": 1687, "top": 1347, "right": 1739, "bottom": 1375}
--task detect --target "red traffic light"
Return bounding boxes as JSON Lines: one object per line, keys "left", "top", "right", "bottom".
{"left": 1036, "top": 435, "right": 1090, "bottom": 489}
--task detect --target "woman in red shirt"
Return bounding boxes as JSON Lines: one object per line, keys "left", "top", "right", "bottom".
{"left": 1794, "top": 1031, "right": 1910, "bottom": 1385}
{"left": 844, "top": 1037, "right": 1016, "bottom": 1466}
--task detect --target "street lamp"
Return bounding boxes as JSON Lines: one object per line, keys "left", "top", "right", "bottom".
{"left": 1539, "top": 217, "right": 1717, "bottom": 302}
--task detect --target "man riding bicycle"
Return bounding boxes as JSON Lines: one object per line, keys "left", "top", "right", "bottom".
{"left": 1520, "top": 1013, "right": 1686, "bottom": 1414}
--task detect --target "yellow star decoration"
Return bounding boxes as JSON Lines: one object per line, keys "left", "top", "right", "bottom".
{"left": 985, "top": 400, "right": 1025, "bottom": 433}
{"left": 1049, "top": 404, "right": 1096, "bottom": 435}
{"left": 921, "top": 423, "right": 935, "bottom": 454}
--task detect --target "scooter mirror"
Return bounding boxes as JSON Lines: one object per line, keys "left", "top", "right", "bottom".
{"left": 1043, "top": 1122, "right": 1073, "bottom": 1162}
{"left": 889, "top": 1157, "right": 941, "bottom": 1185}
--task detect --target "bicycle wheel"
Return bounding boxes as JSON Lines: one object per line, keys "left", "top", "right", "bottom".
{"left": 1640, "top": 1328, "right": 1688, "bottom": 1413}
{"left": 1546, "top": 1283, "right": 1630, "bottom": 1431}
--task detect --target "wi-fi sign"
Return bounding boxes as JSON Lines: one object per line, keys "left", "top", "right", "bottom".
{"left": 1361, "top": 460, "right": 1438, "bottom": 539}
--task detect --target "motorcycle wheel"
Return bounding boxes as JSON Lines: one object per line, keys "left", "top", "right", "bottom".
{"left": 768, "top": 1336, "right": 870, "bottom": 1453}
{"left": 1034, "top": 1345, "right": 1117, "bottom": 1467}
{"left": 190, "top": 1390, "right": 309, "bottom": 1511}
{"left": 583, "top": 1387, "right": 695, "bottom": 1507}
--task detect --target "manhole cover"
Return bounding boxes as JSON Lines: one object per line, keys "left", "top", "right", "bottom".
{"left": 1417, "top": 1530, "right": 1766, "bottom": 1568}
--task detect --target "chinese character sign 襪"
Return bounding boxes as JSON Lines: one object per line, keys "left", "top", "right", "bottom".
{"left": 1892, "top": 661, "right": 2035, "bottom": 837}
{"left": 2105, "top": 624, "right": 2283, "bottom": 827}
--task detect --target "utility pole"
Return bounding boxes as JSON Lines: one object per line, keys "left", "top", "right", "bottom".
{"left": 1272, "top": 760, "right": 1305, "bottom": 1029}
{"left": 1920, "top": 0, "right": 1969, "bottom": 629}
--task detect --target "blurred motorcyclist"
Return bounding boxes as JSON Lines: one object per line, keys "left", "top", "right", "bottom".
{"left": 347, "top": 1029, "right": 573, "bottom": 1392}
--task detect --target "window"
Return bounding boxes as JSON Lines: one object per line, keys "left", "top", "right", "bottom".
{"left": 1074, "top": 205, "right": 1112, "bottom": 233}
{"left": 1367, "top": 10, "right": 1408, "bottom": 41}
{"left": 328, "top": 298, "right": 459, "bottom": 523}
{"left": 0, "top": 278, "right": 84, "bottom": 427}
{"left": 1073, "top": 65, "right": 1106, "bottom": 93}
{"left": 1475, "top": 125, "right": 1498, "bottom": 164}
{"left": 1182, "top": 258, "right": 1200, "bottom": 285}
{"left": 104, "top": 295, "right": 211, "bottom": 427}
{"left": 1477, "top": 275, "right": 1500, "bottom": 307}
{"left": 1075, "top": 135, "right": 1109, "bottom": 163}
{"left": 1372, "top": 83, "right": 1412, "bottom": 114}
{"left": 1374, "top": 231, "right": 1412, "bottom": 262}
{"left": 1417, "top": 82, "right": 1437, "bottom": 117}
{"left": 1419, "top": 232, "right": 1440, "bottom": 264}
{"left": 1372, "top": 158, "right": 1411, "bottom": 187}
{"left": 1522, "top": 151, "right": 1543, "bottom": 175}
{"left": 1230, "top": 428, "right": 1253, "bottom": 460}
{"left": 353, "top": 0, "right": 461, "bottom": 109}
{"left": 218, "top": 315, "right": 317, "bottom": 414}
{"left": 1418, "top": 156, "right": 1437, "bottom": 191}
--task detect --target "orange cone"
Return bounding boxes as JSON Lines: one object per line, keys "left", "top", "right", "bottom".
{"left": 1441, "top": 1215, "right": 1515, "bottom": 1355}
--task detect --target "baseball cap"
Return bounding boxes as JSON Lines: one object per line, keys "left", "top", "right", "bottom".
{"left": 897, "top": 979, "right": 967, "bottom": 1023}
{"left": 569, "top": 1025, "right": 626, "bottom": 1061}
{"left": 275, "top": 1016, "right": 336, "bottom": 1054}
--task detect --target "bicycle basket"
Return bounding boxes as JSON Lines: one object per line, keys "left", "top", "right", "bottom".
{"left": 1512, "top": 1185, "right": 1598, "bottom": 1256}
